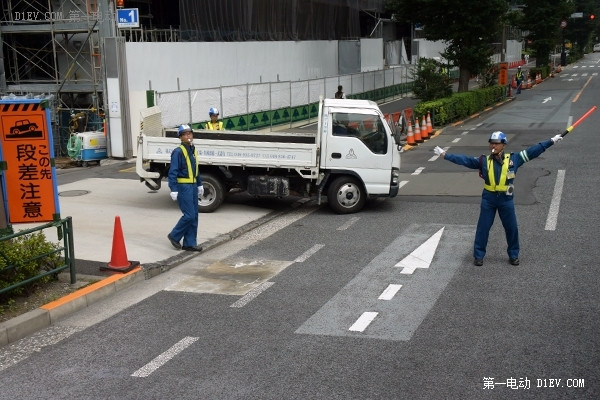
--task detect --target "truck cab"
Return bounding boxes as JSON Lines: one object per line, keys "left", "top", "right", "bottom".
{"left": 318, "top": 99, "right": 402, "bottom": 212}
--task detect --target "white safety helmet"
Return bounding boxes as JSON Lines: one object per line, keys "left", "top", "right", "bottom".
{"left": 209, "top": 107, "right": 219, "bottom": 116}
{"left": 489, "top": 131, "right": 508, "bottom": 144}
{"left": 178, "top": 124, "right": 192, "bottom": 136}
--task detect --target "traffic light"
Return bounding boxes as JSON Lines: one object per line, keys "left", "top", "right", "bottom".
{"left": 591, "top": 14, "right": 595, "bottom": 20}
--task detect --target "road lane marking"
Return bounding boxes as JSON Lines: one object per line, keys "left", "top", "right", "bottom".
{"left": 399, "top": 180, "right": 409, "bottom": 189}
{"left": 395, "top": 227, "right": 445, "bottom": 274}
{"left": 378, "top": 284, "right": 402, "bottom": 300}
{"left": 428, "top": 146, "right": 449, "bottom": 162}
{"left": 131, "top": 336, "right": 199, "bottom": 377}
{"left": 452, "top": 138, "right": 461, "bottom": 143}
{"left": 337, "top": 216, "right": 360, "bottom": 231}
{"left": 294, "top": 244, "right": 325, "bottom": 263}
{"left": 230, "top": 281, "right": 275, "bottom": 308}
{"left": 349, "top": 312, "right": 378, "bottom": 332}
{"left": 411, "top": 167, "right": 425, "bottom": 175}
{"left": 545, "top": 169, "right": 565, "bottom": 231}
{"left": 296, "top": 224, "right": 472, "bottom": 341}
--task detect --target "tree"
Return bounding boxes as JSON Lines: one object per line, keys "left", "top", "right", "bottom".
{"left": 411, "top": 58, "right": 452, "bottom": 101}
{"left": 385, "top": 0, "right": 508, "bottom": 92}
{"left": 564, "top": 0, "right": 599, "bottom": 55}
{"left": 519, "top": 0, "right": 573, "bottom": 67}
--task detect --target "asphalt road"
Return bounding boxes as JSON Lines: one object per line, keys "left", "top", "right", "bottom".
{"left": 0, "top": 55, "right": 598, "bottom": 399}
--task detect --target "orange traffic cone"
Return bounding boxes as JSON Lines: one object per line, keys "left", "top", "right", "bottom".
{"left": 413, "top": 117, "right": 423, "bottom": 143}
{"left": 406, "top": 120, "right": 416, "bottom": 145}
{"left": 420, "top": 115, "right": 429, "bottom": 140}
{"left": 102, "top": 216, "right": 139, "bottom": 272}
{"left": 426, "top": 112, "right": 433, "bottom": 135}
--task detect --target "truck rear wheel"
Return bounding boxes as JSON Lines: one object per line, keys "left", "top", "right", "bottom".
{"left": 198, "top": 174, "right": 225, "bottom": 213}
{"left": 327, "top": 176, "right": 366, "bottom": 214}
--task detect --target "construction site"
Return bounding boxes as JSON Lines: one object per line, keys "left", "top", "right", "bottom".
{"left": 1, "top": 1, "right": 400, "bottom": 159}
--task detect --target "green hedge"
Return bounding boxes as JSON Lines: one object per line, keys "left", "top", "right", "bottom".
{"left": 414, "top": 85, "right": 507, "bottom": 126}
{"left": 0, "top": 231, "right": 61, "bottom": 301}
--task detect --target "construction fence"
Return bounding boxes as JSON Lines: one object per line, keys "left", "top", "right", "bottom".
{"left": 154, "top": 66, "right": 423, "bottom": 131}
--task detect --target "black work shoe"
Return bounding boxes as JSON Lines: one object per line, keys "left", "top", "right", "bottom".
{"left": 167, "top": 234, "right": 181, "bottom": 250}
{"left": 182, "top": 245, "right": 203, "bottom": 252}
{"left": 474, "top": 259, "right": 483, "bottom": 266}
{"left": 509, "top": 258, "right": 520, "bottom": 266}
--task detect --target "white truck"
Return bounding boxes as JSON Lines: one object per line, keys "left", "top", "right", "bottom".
{"left": 136, "top": 98, "right": 402, "bottom": 214}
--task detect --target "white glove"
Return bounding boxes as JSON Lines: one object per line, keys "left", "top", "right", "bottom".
{"left": 170, "top": 191, "right": 178, "bottom": 201}
{"left": 198, "top": 185, "right": 204, "bottom": 197}
{"left": 551, "top": 134, "right": 563, "bottom": 144}
{"left": 433, "top": 146, "right": 445, "bottom": 157}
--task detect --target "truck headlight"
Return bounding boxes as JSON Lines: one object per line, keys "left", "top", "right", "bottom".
{"left": 391, "top": 168, "right": 399, "bottom": 184}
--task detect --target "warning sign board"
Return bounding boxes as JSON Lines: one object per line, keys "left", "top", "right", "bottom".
{"left": 0, "top": 100, "right": 60, "bottom": 223}
{"left": 498, "top": 62, "right": 509, "bottom": 86}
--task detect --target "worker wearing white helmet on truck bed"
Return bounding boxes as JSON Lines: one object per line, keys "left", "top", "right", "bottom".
{"left": 433, "top": 130, "right": 563, "bottom": 266}
{"left": 204, "top": 107, "right": 224, "bottom": 130}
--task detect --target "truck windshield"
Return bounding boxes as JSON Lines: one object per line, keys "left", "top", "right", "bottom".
{"left": 332, "top": 112, "right": 387, "bottom": 154}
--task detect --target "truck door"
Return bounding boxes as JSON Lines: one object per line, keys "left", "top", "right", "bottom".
{"left": 322, "top": 107, "right": 394, "bottom": 195}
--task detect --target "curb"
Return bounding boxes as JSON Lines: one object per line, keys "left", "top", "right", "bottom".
{"left": 0, "top": 198, "right": 307, "bottom": 347}
{"left": 0, "top": 267, "right": 144, "bottom": 347}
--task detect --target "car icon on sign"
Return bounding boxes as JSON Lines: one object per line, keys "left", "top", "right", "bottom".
{"left": 11, "top": 119, "right": 39, "bottom": 134}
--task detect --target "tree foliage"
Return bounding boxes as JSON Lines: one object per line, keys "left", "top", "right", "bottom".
{"left": 520, "top": 0, "right": 573, "bottom": 67}
{"left": 411, "top": 58, "right": 452, "bottom": 101}
{"left": 385, "top": 0, "right": 507, "bottom": 92}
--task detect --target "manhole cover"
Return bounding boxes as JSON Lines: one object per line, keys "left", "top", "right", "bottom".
{"left": 59, "top": 190, "right": 90, "bottom": 197}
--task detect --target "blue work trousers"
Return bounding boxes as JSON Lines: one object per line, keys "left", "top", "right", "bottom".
{"left": 474, "top": 191, "right": 519, "bottom": 260}
{"left": 169, "top": 183, "right": 199, "bottom": 247}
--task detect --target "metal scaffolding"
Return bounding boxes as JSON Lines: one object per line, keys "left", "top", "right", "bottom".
{"left": 0, "top": 0, "right": 115, "bottom": 111}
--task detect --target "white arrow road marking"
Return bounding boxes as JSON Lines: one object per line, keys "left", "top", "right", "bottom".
{"left": 542, "top": 97, "right": 552, "bottom": 103}
{"left": 296, "top": 224, "right": 472, "bottom": 341}
{"left": 395, "top": 227, "right": 445, "bottom": 274}
{"left": 132, "top": 336, "right": 199, "bottom": 377}
{"left": 349, "top": 312, "right": 378, "bottom": 332}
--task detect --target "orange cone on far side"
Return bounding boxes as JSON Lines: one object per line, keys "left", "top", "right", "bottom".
{"left": 102, "top": 216, "right": 140, "bottom": 273}
{"left": 413, "top": 117, "right": 423, "bottom": 143}
{"left": 406, "top": 120, "right": 416, "bottom": 145}
{"left": 420, "top": 115, "right": 429, "bottom": 140}
{"left": 426, "top": 112, "right": 433, "bottom": 135}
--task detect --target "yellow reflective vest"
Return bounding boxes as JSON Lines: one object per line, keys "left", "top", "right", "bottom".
{"left": 205, "top": 121, "right": 223, "bottom": 130}
{"left": 176, "top": 144, "right": 199, "bottom": 184}
{"left": 483, "top": 154, "right": 510, "bottom": 192}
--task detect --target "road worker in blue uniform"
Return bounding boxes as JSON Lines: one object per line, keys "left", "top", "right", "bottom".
{"left": 204, "top": 107, "right": 224, "bottom": 130}
{"left": 515, "top": 66, "right": 524, "bottom": 94}
{"left": 167, "top": 124, "right": 204, "bottom": 252}
{"left": 434, "top": 131, "right": 563, "bottom": 266}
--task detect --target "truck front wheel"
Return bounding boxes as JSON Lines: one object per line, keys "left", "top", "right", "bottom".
{"left": 327, "top": 176, "right": 366, "bottom": 214}
{"left": 198, "top": 174, "right": 225, "bottom": 213}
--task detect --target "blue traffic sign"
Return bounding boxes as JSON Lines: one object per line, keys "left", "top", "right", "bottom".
{"left": 117, "top": 8, "right": 139, "bottom": 28}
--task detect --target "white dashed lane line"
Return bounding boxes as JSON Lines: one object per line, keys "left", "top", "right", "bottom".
{"left": 131, "top": 336, "right": 199, "bottom": 378}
